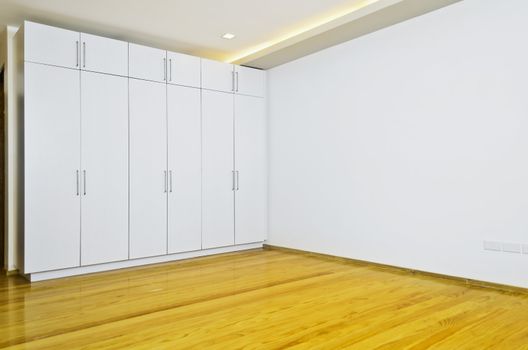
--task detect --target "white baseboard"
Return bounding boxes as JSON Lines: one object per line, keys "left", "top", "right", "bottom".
{"left": 28, "top": 242, "right": 263, "bottom": 282}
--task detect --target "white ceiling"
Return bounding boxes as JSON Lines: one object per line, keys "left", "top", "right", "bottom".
{"left": 0, "top": 0, "right": 372, "bottom": 62}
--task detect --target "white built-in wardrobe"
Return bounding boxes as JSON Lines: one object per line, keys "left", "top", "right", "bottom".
{"left": 15, "top": 21, "right": 267, "bottom": 281}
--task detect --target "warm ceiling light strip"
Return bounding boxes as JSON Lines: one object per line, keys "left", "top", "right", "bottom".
{"left": 226, "top": 0, "right": 381, "bottom": 63}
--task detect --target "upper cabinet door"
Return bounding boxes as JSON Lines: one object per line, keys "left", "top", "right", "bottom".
{"left": 24, "top": 21, "right": 80, "bottom": 69}
{"left": 80, "top": 33, "right": 128, "bottom": 76}
{"left": 201, "top": 58, "right": 234, "bottom": 93}
{"left": 234, "top": 66, "right": 266, "bottom": 97}
{"left": 129, "top": 43, "right": 167, "bottom": 83}
{"left": 167, "top": 51, "right": 201, "bottom": 88}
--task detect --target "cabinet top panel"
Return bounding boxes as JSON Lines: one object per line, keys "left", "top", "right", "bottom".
{"left": 21, "top": 21, "right": 266, "bottom": 86}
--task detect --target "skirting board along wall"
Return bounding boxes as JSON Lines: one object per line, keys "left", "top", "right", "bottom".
{"left": 28, "top": 243, "right": 263, "bottom": 282}
{"left": 267, "top": 0, "right": 528, "bottom": 288}
{"left": 264, "top": 245, "right": 528, "bottom": 295}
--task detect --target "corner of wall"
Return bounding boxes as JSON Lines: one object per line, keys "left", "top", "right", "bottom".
{"left": 0, "top": 26, "right": 7, "bottom": 271}
{"left": 4, "top": 25, "right": 20, "bottom": 272}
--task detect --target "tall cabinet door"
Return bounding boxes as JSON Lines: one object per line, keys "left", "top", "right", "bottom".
{"left": 202, "top": 90, "right": 235, "bottom": 249}
{"left": 234, "top": 95, "right": 267, "bottom": 244}
{"left": 80, "top": 71, "right": 129, "bottom": 266}
{"left": 129, "top": 78, "right": 168, "bottom": 258}
{"left": 167, "top": 85, "right": 202, "bottom": 253}
{"left": 24, "top": 62, "right": 81, "bottom": 273}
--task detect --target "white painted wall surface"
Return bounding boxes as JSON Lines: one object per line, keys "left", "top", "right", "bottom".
{"left": 0, "top": 26, "right": 18, "bottom": 272}
{"left": 267, "top": 0, "right": 528, "bottom": 288}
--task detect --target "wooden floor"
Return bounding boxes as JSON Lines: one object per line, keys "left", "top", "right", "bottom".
{"left": 2, "top": 249, "right": 528, "bottom": 349}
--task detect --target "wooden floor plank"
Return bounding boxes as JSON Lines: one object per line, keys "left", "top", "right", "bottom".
{"left": 2, "top": 249, "right": 527, "bottom": 349}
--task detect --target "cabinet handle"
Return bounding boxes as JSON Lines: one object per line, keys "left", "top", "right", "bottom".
{"left": 164, "top": 170, "right": 167, "bottom": 193}
{"left": 76, "top": 170, "right": 79, "bottom": 195}
{"left": 169, "top": 59, "right": 172, "bottom": 81}
{"left": 169, "top": 170, "right": 173, "bottom": 192}
{"left": 235, "top": 72, "right": 239, "bottom": 92}
{"left": 83, "top": 42, "right": 86, "bottom": 68}
{"left": 232, "top": 170, "right": 235, "bottom": 191}
{"left": 83, "top": 170, "right": 87, "bottom": 195}
{"left": 231, "top": 71, "right": 235, "bottom": 92}
{"left": 75, "top": 41, "right": 79, "bottom": 67}
{"left": 236, "top": 170, "right": 239, "bottom": 190}
{"left": 163, "top": 58, "right": 166, "bottom": 81}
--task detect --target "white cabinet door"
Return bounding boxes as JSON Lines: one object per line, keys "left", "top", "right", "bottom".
{"left": 129, "top": 43, "right": 167, "bottom": 83}
{"left": 167, "top": 51, "right": 201, "bottom": 88}
{"left": 24, "top": 63, "right": 81, "bottom": 273}
{"left": 129, "top": 78, "right": 168, "bottom": 258}
{"left": 201, "top": 58, "right": 234, "bottom": 93}
{"left": 167, "top": 85, "right": 202, "bottom": 253}
{"left": 234, "top": 95, "right": 267, "bottom": 244}
{"left": 80, "top": 33, "right": 128, "bottom": 76}
{"left": 202, "top": 90, "right": 235, "bottom": 249}
{"left": 80, "top": 71, "right": 129, "bottom": 266}
{"left": 25, "top": 21, "right": 80, "bottom": 69}
{"left": 235, "top": 66, "right": 266, "bottom": 97}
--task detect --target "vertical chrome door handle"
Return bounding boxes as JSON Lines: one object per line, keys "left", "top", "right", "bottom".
{"left": 232, "top": 170, "right": 235, "bottom": 191}
{"left": 235, "top": 72, "right": 239, "bottom": 92}
{"left": 83, "top": 170, "right": 87, "bottom": 195}
{"left": 75, "top": 41, "right": 79, "bottom": 67}
{"left": 82, "top": 42, "right": 86, "bottom": 68}
{"left": 169, "top": 59, "right": 172, "bottom": 81}
{"left": 236, "top": 170, "right": 239, "bottom": 190}
{"left": 163, "top": 58, "right": 166, "bottom": 81}
{"left": 76, "top": 170, "right": 79, "bottom": 195}
{"left": 164, "top": 170, "right": 167, "bottom": 193}
{"left": 169, "top": 170, "right": 173, "bottom": 192}
{"left": 231, "top": 71, "right": 235, "bottom": 92}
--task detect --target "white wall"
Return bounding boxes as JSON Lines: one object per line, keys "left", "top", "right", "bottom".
{"left": 0, "top": 27, "right": 5, "bottom": 270}
{"left": 267, "top": 0, "right": 528, "bottom": 288}
{"left": 0, "top": 26, "right": 19, "bottom": 271}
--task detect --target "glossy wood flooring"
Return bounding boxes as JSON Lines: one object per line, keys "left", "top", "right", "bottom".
{"left": 2, "top": 248, "right": 528, "bottom": 349}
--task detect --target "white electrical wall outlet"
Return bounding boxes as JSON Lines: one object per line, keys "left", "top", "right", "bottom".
{"left": 483, "top": 241, "right": 502, "bottom": 252}
{"left": 501, "top": 242, "right": 522, "bottom": 254}
{"left": 483, "top": 241, "right": 528, "bottom": 255}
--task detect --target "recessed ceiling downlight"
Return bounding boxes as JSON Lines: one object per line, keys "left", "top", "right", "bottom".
{"left": 222, "top": 33, "right": 236, "bottom": 40}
